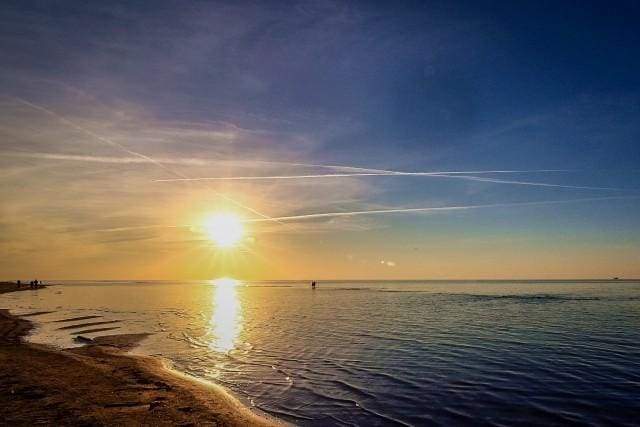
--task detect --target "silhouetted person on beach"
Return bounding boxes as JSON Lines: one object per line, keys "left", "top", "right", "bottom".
{"left": 311, "top": 281, "right": 316, "bottom": 289}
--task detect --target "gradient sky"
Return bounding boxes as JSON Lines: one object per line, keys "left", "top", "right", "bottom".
{"left": 1, "top": 1, "right": 639, "bottom": 280}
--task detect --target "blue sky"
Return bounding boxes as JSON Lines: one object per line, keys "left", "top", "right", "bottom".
{"left": 1, "top": 1, "right": 639, "bottom": 279}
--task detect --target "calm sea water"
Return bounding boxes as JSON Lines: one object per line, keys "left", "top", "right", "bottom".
{"left": 2, "top": 280, "right": 639, "bottom": 426}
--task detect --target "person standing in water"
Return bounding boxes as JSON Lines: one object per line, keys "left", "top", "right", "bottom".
{"left": 311, "top": 281, "right": 316, "bottom": 289}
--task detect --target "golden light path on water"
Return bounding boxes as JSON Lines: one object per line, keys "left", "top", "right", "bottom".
{"left": 209, "top": 277, "right": 243, "bottom": 353}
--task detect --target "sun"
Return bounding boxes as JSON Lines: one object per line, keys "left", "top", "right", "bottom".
{"left": 203, "top": 213, "right": 244, "bottom": 248}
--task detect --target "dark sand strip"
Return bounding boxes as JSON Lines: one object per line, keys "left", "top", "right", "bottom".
{"left": 73, "top": 326, "right": 121, "bottom": 335}
{"left": 58, "top": 320, "right": 121, "bottom": 330}
{"left": 52, "top": 315, "right": 103, "bottom": 323}
{"left": 0, "top": 308, "right": 282, "bottom": 426}
{"left": 21, "top": 311, "right": 55, "bottom": 317}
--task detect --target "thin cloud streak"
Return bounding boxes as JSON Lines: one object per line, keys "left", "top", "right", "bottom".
{"left": 0, "top": 151, "right": 210, "bottom": 166}
{"left": 434, "top": 174, "right": 632, "bottom": 192}
{"left": 95, "top": 225, "right": 189, "bottom": 233}
{"left": 10, "top": 151, "right": 627, "bottom": 192}
{"left": 152, "top": 169, "right": 630, "bottom": 192}
{"left": 93, "top": 195, "right": 640, "bottom": 231}
{"left": 244, "top": 196, "right": 640, "bottom": 223}
{"left": 0, "top": 151, "right": 570, "bottom": 176}
{"left": 155, "top": 173, "right": 401, "bottom": 181}
{"left": 153, "top": 169, "right": 573, "bottom": 182}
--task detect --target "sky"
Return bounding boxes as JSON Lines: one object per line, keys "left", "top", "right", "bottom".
{"left": 1, "top": 0, "right": 639, "bottom": 280}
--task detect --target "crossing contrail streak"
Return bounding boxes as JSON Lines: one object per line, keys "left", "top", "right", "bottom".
{"left": 94, "top": 195, "right": 640, "bottom": 231}
{"left": 432, "top": 174, "right": 631, "bottom": 192}
{"left": 153, "top": 169, "right": 573, "bottom": 182}
{"left": 155, "top": 173, "right": 400, "bottom": 181}
{"left": 302, "top": 167, "right": 573, "bottom": 175}
{"left": 0, "top": 151, "right": 568, "bottom": 175}
{"left": 10, "top": 97, "right": 277, "bottom": 221}
{"left": 242, "top": 196, "right": 640, "bottom": 223}
{"left": 152, "top": 169, "right": 630, "bottom": 192}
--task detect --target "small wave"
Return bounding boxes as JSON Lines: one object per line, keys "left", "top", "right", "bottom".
{"left": 377, "top": 289, "right": 426, "bottom": 293}
{"left": 255, "top": 406, "right": 315, "bottom": 422}
{"left": 295, "top": 383, "right": 362, "bottom": 408}
{"left": 456, "top": 294, "right": 601, "bottom": 303}
{"left": 175, "top": 332, "right": 210, "bottom": 349}
{"left": 328, "top": 378, "right": 377, "bottom": 400}
{"left": 357, "top": 404, "right": 413, "bottom": 426}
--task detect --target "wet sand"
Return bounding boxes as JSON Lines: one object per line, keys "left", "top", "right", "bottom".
{"left": 0, "top": 282, "right": 281, "bottom": 426}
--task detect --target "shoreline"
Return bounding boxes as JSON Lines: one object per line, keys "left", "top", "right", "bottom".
{"left": 0, "top": 283, "right": 283, "bottom": 426}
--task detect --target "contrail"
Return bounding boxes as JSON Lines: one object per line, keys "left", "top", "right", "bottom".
{"left": 151, "top": 169, "right": 630, "bottom": 192}
{"left": 154, "top": 172, "right": 400, "bottom": 181}
{"left": 94, "top": 195, "right": 640, "bottom": 231}
{"left": 153, "top": 169, "right": 574, "bottom": 182}
{"left": 243, "top": 195, "right": 640, "bottom": 223}
{"left": 0, "top": 151, "right": 524, "bottom": 173}
{"left": 5, "top": 149, "right": 576, "bottom": 184}
{"left": 10, "top": 97, "right": 277, "bottom": 221}
{"left": 284, "top": 163, "right": 564, "bottom": 175}
{"left": 432, "top": 174, "right": 632, "bottom": 192}
{"left": 308, "top": 166, "right": 573, "bottom": 175}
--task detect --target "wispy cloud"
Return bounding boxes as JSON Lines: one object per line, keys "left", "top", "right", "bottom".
{"left": 8, "top": 96, "right": 278, "bottom": 222}
{"left": 0, "top": 151, "right": 210, "bottom": 165}
{"left": 10, "top": 97, "right": 168, "bottom": 170}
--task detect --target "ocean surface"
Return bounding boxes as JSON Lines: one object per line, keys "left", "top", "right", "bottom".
{"left": 2, "top": 279, "right": 639, "bottom": 426}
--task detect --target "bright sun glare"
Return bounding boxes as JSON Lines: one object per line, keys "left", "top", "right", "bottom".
{"left": 203, "top": 213, "right": 244, "bottom": 248}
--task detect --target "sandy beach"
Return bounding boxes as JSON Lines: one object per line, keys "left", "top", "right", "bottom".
{"left": 0, "top": 283, "right": 280, "bottom": 426}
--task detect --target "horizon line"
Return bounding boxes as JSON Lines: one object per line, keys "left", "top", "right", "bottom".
{"left": 4, "top": 277, "right": 637, "bottom": 282}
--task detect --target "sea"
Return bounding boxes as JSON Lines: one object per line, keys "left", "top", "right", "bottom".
{"left": 2, "top": 279, "right": 639, "bottom": 426}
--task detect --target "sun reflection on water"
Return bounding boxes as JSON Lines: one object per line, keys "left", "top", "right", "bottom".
{"left": 209, "top": 277, "right": 243, "bottom": 353}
